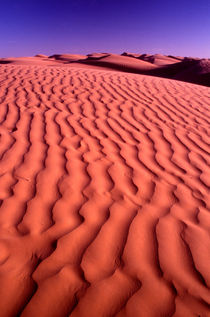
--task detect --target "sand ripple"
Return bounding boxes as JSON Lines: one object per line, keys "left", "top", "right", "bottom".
{"left": 0, "top": 64, "right": 210, "bottom": 316}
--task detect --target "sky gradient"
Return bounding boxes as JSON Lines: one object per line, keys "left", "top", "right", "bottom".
{"left": 1, "top": 0, "right": 210, "bottom": 58}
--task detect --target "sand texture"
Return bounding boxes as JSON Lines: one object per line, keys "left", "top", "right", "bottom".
{"left": 0, "top": 60, "right": 210, "bottom": 316}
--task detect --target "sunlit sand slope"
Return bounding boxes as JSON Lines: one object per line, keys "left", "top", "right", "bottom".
{"left": 0, "top": 64, "right": 210, "bottom": 317}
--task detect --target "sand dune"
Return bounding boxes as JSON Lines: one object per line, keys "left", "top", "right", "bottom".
{"left": 78, "top": 53, "right": 210, "bottom": 87}
{"left": 49, "top": 54, "right": 88, "bottom": 62}
{"left": 0, "top": 59, "right": 210, "bottom": 316}
{"left": 174, "top": 59, "right": 210, "bottom": 86}
{"left": 1, "top": 53, "right": 210, "bottom": 87}
{"left": 74, "top": 53, "right": 158, "bottom": 73}
{"left": 0, "top": 56, "right": 60, "bottom": 66}
{"left": 122, "top": 52, "right": 182, "bottom": 65}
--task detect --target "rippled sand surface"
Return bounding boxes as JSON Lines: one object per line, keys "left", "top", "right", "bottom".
{"left": 0, "top": 63, "right": 210, "bottom": 316}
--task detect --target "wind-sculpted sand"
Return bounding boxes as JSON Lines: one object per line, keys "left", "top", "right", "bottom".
{"left": 0, "top": 62, "right": 210, "bottom": 317}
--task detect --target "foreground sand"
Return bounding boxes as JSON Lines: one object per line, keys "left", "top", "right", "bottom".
{"left": 0, "top": 62, "right": 210, "bottom": 317}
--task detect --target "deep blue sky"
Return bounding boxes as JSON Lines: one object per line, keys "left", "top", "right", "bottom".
{"left": 1, "top": 0, "right": 210, "bottom": 58}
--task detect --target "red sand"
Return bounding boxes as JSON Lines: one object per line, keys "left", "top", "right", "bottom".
{"left": 0, "top": 55, "right": 210, "bottom": 316}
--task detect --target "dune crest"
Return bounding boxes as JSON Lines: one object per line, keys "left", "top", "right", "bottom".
{"left": 0, "top": 62, "right": 209, "bottom": 316}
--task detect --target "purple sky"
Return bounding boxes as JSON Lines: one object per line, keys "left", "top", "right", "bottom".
{"left": 1, "top": 0, "right": 210, "bottom": 58}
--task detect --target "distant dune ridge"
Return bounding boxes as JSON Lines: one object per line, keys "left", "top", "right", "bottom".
{"left": 1, "top": 52, "right": 210, "bottom": 86}
{"left": 0, "top": 53, "right": 210, "bottom": 316}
